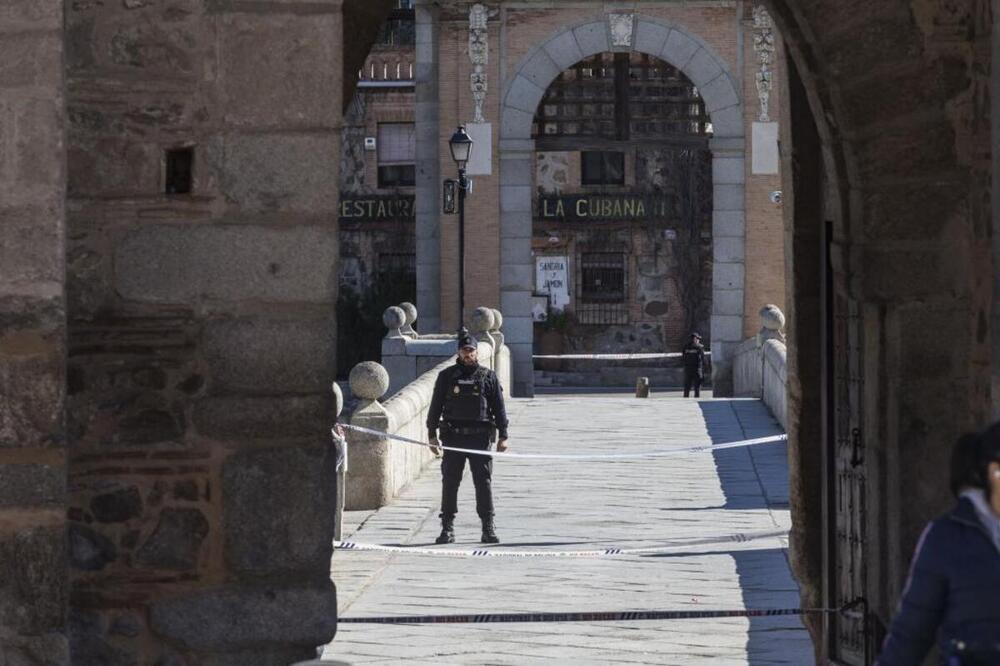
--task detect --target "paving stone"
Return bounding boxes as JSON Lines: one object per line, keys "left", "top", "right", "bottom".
{"left": 325, "top": 396, "right": 810, "bottom": 663}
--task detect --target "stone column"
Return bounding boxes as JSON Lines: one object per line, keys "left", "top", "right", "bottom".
{"left": 63, "top": 1, "right": 344, "bottom": 662}
{"left": 499, "top": 139, "right": 536, "bottom": 397}
{"left": 710, "top": 136, "right": 748, "bottom": 396}
{"left": 415, "top": 0, "right": 442, "bottom": 334}
{"left": 0, "top": 1, "right": 69, "bottom": 662}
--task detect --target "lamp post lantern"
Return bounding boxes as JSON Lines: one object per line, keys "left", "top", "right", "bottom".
{"left": 448, "top": 126, "right": 474, "bottom": 325}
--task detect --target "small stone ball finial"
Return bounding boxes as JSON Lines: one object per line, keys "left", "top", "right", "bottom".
{"left": 490, "top": 309, "right": 503, "bottom": 331}
{"left": 349, "top": 362, "right": 389, "bottom": 401}
{"left": 383, "top": 306, "right": 406, "bottom": 331}
{"left": 471, "top": 307, "right": 495, "bottom": 334}
{"left": 759, "top": 304, "right": 785, "bottom": 331}
{"left": 399, "top": 302, "right": 418, "bottom": 326}
{"left": 331, "top": 381, "right": 344, "bottom": 418}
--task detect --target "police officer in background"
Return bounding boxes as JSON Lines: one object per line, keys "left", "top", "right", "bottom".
{"left": 427, "top": 328, "right": 509, "bottom": 544}
{"left": 682, "top": 332, "right": 707, "bottom": 398}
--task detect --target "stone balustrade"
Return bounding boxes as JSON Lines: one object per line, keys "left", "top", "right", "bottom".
{"left": 345, "top": 308, "right": 510, "bottom": 510}
{"left": 380, "top": 303, "right": 507, "bottom": 398}
{"left": 733, "top": 304, "right": 788, "bottom": 429}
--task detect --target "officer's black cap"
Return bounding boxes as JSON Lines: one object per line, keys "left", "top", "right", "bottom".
{"left": 690, "top": 332, "right": 702, "bottom": 339}
{"left": 457, "top": 327, "right": 478, "bottom": 350}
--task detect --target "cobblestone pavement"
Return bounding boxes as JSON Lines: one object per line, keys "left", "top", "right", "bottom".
{"left": 322, "top": 393, "right": 813, "bottom": 665}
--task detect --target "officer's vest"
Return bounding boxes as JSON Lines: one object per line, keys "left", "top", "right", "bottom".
{"left": 442, "top": 366, "right": 489, "bottom": 423}
{"left": 682, "top": 345, "right": 704, "bottom": 372}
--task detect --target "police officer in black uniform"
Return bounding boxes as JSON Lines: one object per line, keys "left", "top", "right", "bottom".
{"left": 426, "top": 328, "right": 509, "bottom": 544}
{"left": 682, "top": 332, "right": 706, "bottom": 398}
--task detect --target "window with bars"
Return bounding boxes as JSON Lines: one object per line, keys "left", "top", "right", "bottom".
{"left": 377, "top": 123, "right": 416, "bottom": 188}
{"left": 581, "top": 151, "right": 625, "bottom": 185}
{"left": 532, "top": 52, "right": 711, "bottom": 144}
{"left": 580, "top": 253, "right": 626, "bottom": 302}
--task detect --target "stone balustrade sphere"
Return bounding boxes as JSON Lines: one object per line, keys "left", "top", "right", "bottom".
{"left": 331, "top": 381, "right": 344, "bottom": 418}
{"left": 349, "top": 362, "right": 389, "bottom": 401}
{"left": 491, "top": 309, "right": 503, "bottom": 331}
{"left": 399, "top": 302, "right": 418, "bottom": 326}
{"left": 760, "top": 304, "right": 786, "bottom": 331}
{"left": 382, "top": 306, "right": 406, "bottom": 330}
{"left": 471, "top": 307, "right": 495, "bottom": 334}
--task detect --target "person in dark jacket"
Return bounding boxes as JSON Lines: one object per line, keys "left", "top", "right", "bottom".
{"left": 877, "top": 425, "right": 1000, "bottom": 665}
{"left": 426, "top": 328, "right": 509, "bottom": 545}
{"left": 681, "top": 332, "right": 707, "bottom": 398}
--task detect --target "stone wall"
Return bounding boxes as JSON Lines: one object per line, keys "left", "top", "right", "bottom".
{"left": 770, "top": 0, "right": 994, "bottom": 656}
{"left": 733, "top": 307, "right": 787, "bottom": 429}
{"left": 732, "top": 336, "right": 763, "bottom": 399}
{"left": 0, "top": 1, "right": 69, "bottom": 663}
{"left": 62, "top": 0, "right": 348, "bottom": 662}
{"left": 761, "top": 339, "right": 787, "bottom": 431}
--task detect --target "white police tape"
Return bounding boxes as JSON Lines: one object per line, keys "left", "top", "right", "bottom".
{"left": 532, "top": 352, "right": 688, "bottom": 360}
{"left": 339, "top": 423, "right": 786, "bottom": 460}
{"left": 335, "top": 527, "right": 788, "bottom": 558}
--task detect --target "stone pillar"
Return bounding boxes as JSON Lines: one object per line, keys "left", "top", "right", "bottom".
{"left": 346, "top": 362, "right": 393, "bottom": 510}
{"left": 499, "top": 139, "right": 536, "bottom": 397}
{"left": 63, "top": 1, "right": 344, "bottom": 662}
{"left": 415, "top": 0, "right": 442, "bottom": 334}
{"left": 710, "top": 136, "right": 748, "bottom": 396}
{"left": 0, "top": 0, "right": 69, "bottom": 662}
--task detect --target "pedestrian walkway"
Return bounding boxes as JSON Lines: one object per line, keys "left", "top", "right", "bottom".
{"left": 323, "top": 393, "right": 813, "bottom": 665}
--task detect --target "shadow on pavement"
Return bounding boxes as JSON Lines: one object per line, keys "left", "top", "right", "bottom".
{"left": 732, "top": 548, "right": 813, "bottom": 663}
{"left": 696, "top": 400, "right": 810, "bottom": 663}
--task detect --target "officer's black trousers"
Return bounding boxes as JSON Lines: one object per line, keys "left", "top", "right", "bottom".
{"left": 440, "top": 432, "right": 493, "bottom": 519}
{"left": 683, "top": 371, "right": 702, "bottom": 398}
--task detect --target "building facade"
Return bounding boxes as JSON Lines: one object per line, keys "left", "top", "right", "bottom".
{"left": 339, "top": 1, "right": 419, "bottom": 373}
{"left": 371, "top": 0, "right": 789, "bottom": 395}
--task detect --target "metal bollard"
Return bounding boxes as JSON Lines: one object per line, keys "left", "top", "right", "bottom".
{"left": 635, "top": 376, "right": 650, "bottom": 398}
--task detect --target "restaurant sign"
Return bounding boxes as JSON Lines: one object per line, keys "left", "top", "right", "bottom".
{"left": 538, "top": 194, "right": 672, "bottom": 222}
{"left": 339, "top": 196, "right": 415, "bottom": 222}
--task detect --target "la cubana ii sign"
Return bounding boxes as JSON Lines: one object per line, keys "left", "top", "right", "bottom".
{"left": 538, "top": 194, "right": 672, "bottom": 221}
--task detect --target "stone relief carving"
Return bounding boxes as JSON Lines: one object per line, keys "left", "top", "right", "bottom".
{"left": 608, "top": 13, "right": 634, "bottom": 48}
{"left": 469, "top": 3, "right": 489, "bottom": 123}
{"left": 752, "top": 4, "right": 775, "bottom": 122}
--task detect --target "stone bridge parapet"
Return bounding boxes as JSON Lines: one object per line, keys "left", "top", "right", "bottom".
{"left": 734, "top": 304, "right": 787, "bottom": 429}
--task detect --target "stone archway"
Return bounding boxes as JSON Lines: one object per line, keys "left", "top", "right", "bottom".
{"left": 499, "top": 15, "right": 746, "bottom": 396}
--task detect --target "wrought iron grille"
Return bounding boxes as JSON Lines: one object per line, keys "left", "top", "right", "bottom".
{"left": 532, "top": 52, "right": 711, "bottom": 143}
{"left": 576, "top": 252, "right": 628, "bottom": 324}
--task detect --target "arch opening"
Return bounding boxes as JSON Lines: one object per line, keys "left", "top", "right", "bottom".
{"left": 499, "top": 16, "right": 746, "bottom": 397}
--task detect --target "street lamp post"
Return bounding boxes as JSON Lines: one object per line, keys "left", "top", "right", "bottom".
{"left": 448, "top": 126, "right": 473, "bottom": 326}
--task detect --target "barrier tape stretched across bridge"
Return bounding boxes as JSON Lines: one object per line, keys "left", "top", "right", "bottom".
{"left": 338, "top": 607, "right": 828, "bottom": 625}
{"left": 339, "top": 424, "right": 786, "bottom": 460}
{"left": 531, "top": 352, "right": 712, "bottom": 360}
{"left": 334, "top": 527, "right": 788, "bottom": 558}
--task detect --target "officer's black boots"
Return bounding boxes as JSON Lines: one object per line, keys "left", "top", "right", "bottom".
{"left": 435, "top": 515, "right": 455, "bottom": 544}
{"left": 481, "top": 517, "right": 499, "bottom": 544}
